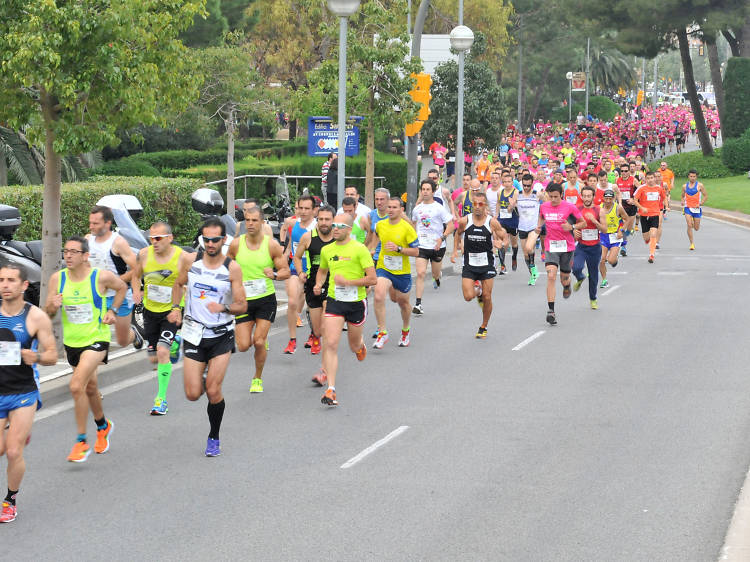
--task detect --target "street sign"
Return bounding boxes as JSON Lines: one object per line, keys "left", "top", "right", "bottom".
{"left": 571, "top": 72, "right": 586, "bottom": 91}
{"left": 307, "top": 116, "right": 363, "bottom": 157}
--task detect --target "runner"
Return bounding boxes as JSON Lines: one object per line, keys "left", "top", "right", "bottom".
{"left": 451, "top": 192, "right": 507, "bottom": 338}
{"left": 536, "top": 184, "right": 586, "bottom": 325}
{"left": 372, "top": 197, "right": 419, "bottom": 349}
{"left": 341, "top": 196, "right": 371, "bottom": 247}
{"left": 167, "top": 218, "right": 246, "bottom": 457}
{"left": 227, "top": 206, "right": 289, "bottom": 394}
{"left": 87, "top": 205, "right": 144, "bottom": 349}
{"left": 496, "top": 172, "right": 519, "bottom": 274}
{"left": 411, "top": 179, "right": 454, "bottom": 315}
{"left": 598, "top": 189, "right": 629, "bottom": 289}
{"left": 241, "top": 199, "right": 274, "bottom": 237}
{"left": 131, "top": 221, "right": 183, "bottom": 415}
{"left": 314, "top": 214, "right": 376, "bottom": 406}
{"left": 572, "top": 186, "right": 606, "bottom": 309}
{"left": 485, "top": 171, "right": 502, "bottom": 225}
{"left": 615, "top": 163, "right": 640, "bottom": 256}
{"left": 516, "top": 173, "right": 544, "bottom": 286}
{"left": 632, "top": 170, "right": 667, "bottom": 263}
{"left": 0, "top": 263, "right": 56, "bottom": 523}
{"left": 681, "top": 169, "right": 707, "bottom": 251}
{"left": 45, "top": 236, "right": 127, "bottom": 462}
{"left": 336, "top": 186, "right": 372, "bottom": 220}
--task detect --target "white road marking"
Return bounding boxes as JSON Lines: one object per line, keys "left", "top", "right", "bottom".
{"left": 601, "top": 285, "right": 621, "bottom": 296}
{"left": 674, "top": 256, "right": 699, "bottom": 260}
{"left": 720, "top": 462, "right": 750, "bottom": 561}
{"left": 340, "top": 426, "right": 409, "bottom": 469}
{"left": 512, "top": 331, "right": 546, "bottom": 351}
{"left": 657, "top": 271, "right": 687, "bottom": 276}
{"left": 717, "top": 272, "right": 749, "bottom": 276}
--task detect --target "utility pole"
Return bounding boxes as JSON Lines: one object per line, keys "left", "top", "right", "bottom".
{"left": 652, "top": 55, "right": 659, "bottom": 106}
{"left": 517, "top": 14, "right": 523, "bottom": 131}
{"left": 585, "top": 37, "right": 590, "bottom": 119}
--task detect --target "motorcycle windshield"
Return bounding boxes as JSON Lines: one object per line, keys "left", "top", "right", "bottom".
{"left": 111, "top": 207, "right": 147, "bottom": 250}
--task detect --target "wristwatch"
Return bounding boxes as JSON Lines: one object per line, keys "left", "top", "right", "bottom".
{"left": 397, "top": 246, "right": 402, "bottom": 253}
{"left": 224, "top": 304, "right": 231, "bottom": 313}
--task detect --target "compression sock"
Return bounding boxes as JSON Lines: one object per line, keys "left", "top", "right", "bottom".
{"left": 94, "top": 417, "right": 107, "bottom": 431}
{"left": 548, "top": 302, "right": 555, "bottom": 311}
{"left": 415, "top": 298, "right": 422, "bottom": 306}
{"left": 512, "top": 246, "right": 518, "bottom": 260}
{"left": 5, "top": 489, "right": 17, "bottom": 506}
{"left": 207, "top": 399, "right": 225, "bottom": 440}
{"left": 525, "top": 255, "right": 532, "bottom": 272}
{"left": 157, "top": 363, "right": 172, "bottom": 400}
{"left": 76, "top": 433, "right": 87, "bottom": 443}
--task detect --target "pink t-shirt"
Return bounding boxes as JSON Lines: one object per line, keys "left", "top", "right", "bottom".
{"left": 540, "top": 200, "right": 582, "bottom": 253}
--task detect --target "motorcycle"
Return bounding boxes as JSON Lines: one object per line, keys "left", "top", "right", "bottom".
{"left": 191, "top": 188, "right": 237, "bottom": 254}
{"left": 0, "top": 204, "right": 42, "bottom": 305}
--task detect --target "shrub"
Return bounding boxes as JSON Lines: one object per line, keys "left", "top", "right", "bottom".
{"left": 723, "top": 57, "right": 750, "bottom": 139}
{"left": 549, "top": 96, "right": 623, "bottom": 123}
{"left": 96, "top": 158, "right": 161, "bottom": 177}
{"left": 721, "top": 127, "right": 750, "bottom": 173}
{"left": 0, "top": 176, "right": 204, "bottom": 245}
{"left": 649, "top": 148, "right": 731, "bottom": 178}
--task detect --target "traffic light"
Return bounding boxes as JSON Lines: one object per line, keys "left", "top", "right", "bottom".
{"left": 405, "top": 72, "right": 432, "bottom": 137}
{"left": 405, "top": 121, "right": 424, "bottom": 137}
{"left": 636, "top": 89, "right": 644, "bottom": 106}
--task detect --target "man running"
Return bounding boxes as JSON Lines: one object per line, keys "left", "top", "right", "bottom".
{"left": 536, "top": 184, "right": 586, "bottom": 325}
{"left": 598, "top": 189, "right": 629, "bottom": 289}
{"left": 681, "top": 169, "right": 707, "bottom": 251}
{"left": 228, "top": 206, "right": 289, "bottom": 394}
{"left": 372, "top": 197, "right": 419, "bottom": 349}
{"left": 341, "top": 196, "right": 371, "bottom": 247}
{"left": 314, "top": 214, "right": 376, "bottom": 406}
{"left": 633, "top": 170, "right": 667, "bottom": 263}
{"left": 572, "top": 186, "right": 606, "bottom": 309}
{"left": 615, "top": 164, "right": 640, "bottom": 256}
{"left": 167, "top": 218, "right": 246, "bottom": 457}
{"left": 131, "top": 222, "right": 183, "bottom": 415}
{"left": 45, "top": 236, "right": 126, "bottom": 462}
{"left": 516, "top": 173, "right": 544, "bottom": 285}
{"left": 496, "top": 172, "right": 519, "bottom": 273}
{"left": 411, "top": 179, "right": 454, "bottom": 315}
{"left": 451, "top": 192, "right": 507, "bottom": 338}
{"left": 0, "top": 264, "right": 56, "bottom": 522}
{"left": 337, "top": 186, "right": 372, "bottom": 220}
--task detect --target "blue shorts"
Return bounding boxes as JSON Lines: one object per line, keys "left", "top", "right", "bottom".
{"left": 600, "top": 232, "right": 622, "bottom": 249}
{"left": 106, "top": 289, "right": 134, "bottom": 317}
{"left": 376, "top": 269, "right": 412, "bottom": 294}
{"left": 685, "top": 207, "right": 702, "bottom": 218}
{"left": 0, "top": 390, "right": 41, "bottom": 418}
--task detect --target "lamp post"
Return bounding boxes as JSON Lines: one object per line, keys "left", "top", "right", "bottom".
{"left": 566, "top": 72, "right": 573, "bottom": 122}
{"left": 327, "top": 0, "right": 361, "bottom": 208}
{"left": 449, "top": 25, "right": 474, "bottom": 183}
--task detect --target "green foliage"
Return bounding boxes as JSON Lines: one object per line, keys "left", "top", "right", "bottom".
{"left": 723, "top": 57, "right": 750, "bottom": 139}
{"left": 549, "top": 96, "right": 623, "bottom": 123}
{"left": 95, "top": 159, "right": 161, "bottom": 177}
{"left": 721, "top": 128, "right": 750, "bottom": 173}
{"left": 181, "top": 0, "right": 229, "bottom": 47}
{"left": 649, "top": 148, "right": 731, "bottom": 178}
{"left": 0, "top": 177, "right": 204, "bottom": 245}
{"left": 221, "top": 0, "right": 257, "bottom": 32}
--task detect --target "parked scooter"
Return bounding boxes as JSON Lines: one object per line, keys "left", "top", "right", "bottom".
{"left": 0, "top": 204, "right": 42, "bottom": 305}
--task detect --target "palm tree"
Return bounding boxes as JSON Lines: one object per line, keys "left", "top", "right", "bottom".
{"left": 589, "top": 48, "right": 637, "bottom": 93}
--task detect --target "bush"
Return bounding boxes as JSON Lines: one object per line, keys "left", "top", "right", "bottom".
{"left": 649, "top": 148, "right": 732, "bottom": 178}
{"left": 549, "top": 96, "right": 623, "bottom": 123}
{"left": 723, "top": 57, "right": 750, "bottom": 139}
{"left": 722, "top": 127, "right": 750, "bottom": 173}
{"left": 0, "top": 176, "right": 204, "bottom": 245}
{"left": 95, "top": 158, "right": 161, "bottom": 177}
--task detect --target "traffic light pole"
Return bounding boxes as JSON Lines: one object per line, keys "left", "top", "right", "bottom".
{"left": 406, "top": 0, "right": 430, "bottom": 214}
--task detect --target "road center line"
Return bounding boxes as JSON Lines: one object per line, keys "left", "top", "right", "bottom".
{"left": 601, "top": 285, "right": 621, "bottom": 296}
{"left": 340, "top": 426, "right": 409, "bottom": 469}
{"left": 717, "top": 272, "right": 749, "bottom": 276}
{"left": 512, "top": 330, "right": 546, "bottom": 351}
{"left": 657, "top": 271, "right": 687, "bottom": 276}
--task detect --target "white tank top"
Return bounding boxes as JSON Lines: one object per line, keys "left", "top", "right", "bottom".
{"left": 517, "top": 192, "right": 541, "bottom": 232}
{"left": 87, "top": 231, "right": 125, "bottom": 297}
{"left": 485, "top": 188, "right": 501, "bottom": 217}
{"left": 185, "top": 257, "right": 234, "bottom": 337}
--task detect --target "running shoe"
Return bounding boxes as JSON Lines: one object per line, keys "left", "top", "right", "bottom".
{"left": 150, "top": 397, "right": 168, "bottom": 416}
{"left": 600, "top": 278, "right": 609, "bottom": 288}
{"left": 412, "top": 303, "right": 424, "bottom": 315}
{"left": 590, "top": 300, "right": 598, "bottom": 310}
{"left": 94, "top": 419, "right": 113, "bottom": 454}
{"left": 296, "top": 314, "right": 303, "bottom": 327}
{"left": 540, "top": 251, "right": 546, "bottom": 262}
{"left": 474, "top": 280, "right": 482, "bottom": 298}
{"left": 372, "top": 329, "right": 379, "bottom": 339}
{"left": 0, "top": 502, "right": 17, "bottom": 523}
{"left": 689, "top": 243, "right": 695, "bottom": 251}
{"left": 310, "top": 336, "right": 321, "bottom": 355}
{"left": 304, "top": 333, "right": 314, "bottom": 349}
{"left": 283, "top": 339, "right": 296, "bottom": 354}
{"left": 205, "top": 437, "right": 221, "bottom": 457}
{"left": 398, "top": 329, "right": 410, "bottom": 347}
{"left": 573, "top": 276, "right": 586, "bottom": 292}
{"left": 67, "top": 441, "right": 91, "bottom": 463}
{"left": 169, "top": 334, "right": 182, "bottom": 364}
{"left": 648, "top": 255, "right": 654, "bottom": 263}
{"left": 321, "top": 388, "right": 338, "bottom": 406}
{"left": 475, "top": 326, "right": 487, "bottom": 339}
{"left": 620, "top": 247, "right": 627, "bottom": 257}
{"left": 655, "top": 243, "right": 660, "bottom": 250}
{"left": 546, "top": 310, "right": 557, "bottom": 326}
{"left": 311, "top": 368, "right": 327, "bottom": 386}
{"left": 528, "top": 273, "right": 535, "bottom": 286}
{"left": 355, "top": 342, "right": 367, "bottom": 361}
{"left": 499, "top": 265, "right": 507, "bottom": 275}
{"left": 433, "top": 277, "right": 441, "bottom": 289}
{"left": 131, "top": 323, "right": 145, "bottom": 350}
{"left": 511, "top": 257, "right": 518, "bottom": 271}
{"left": 373, "top": 331, "right": 389, "bottom": 349}
{"left": 250, "top": 378, "right": 263, "bottom": 393}
{"left": 562, "top": 284, "right": 572, "bottom": 299}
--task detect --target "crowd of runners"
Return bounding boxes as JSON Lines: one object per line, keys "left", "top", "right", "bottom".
{"left": 0, "top": 102, "right": 714, "bottom": 523}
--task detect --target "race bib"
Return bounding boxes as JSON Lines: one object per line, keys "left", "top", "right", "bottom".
{"left": 419, "top": 233, "right": 437, "bottom": 248}
{"left": 549, "top": 239, "right": 567, "bottom": 253}
{"left": 689, "top": 207, "right": 701, "bottom": 214}
{"left": 566, "top": 196, "right": 578, "bottom": 204}
{"left": 335, "top": 285, "right": 358, "bottom": 302}
{"left": 581, "top": 228, "right": 598, "bottom": 241}
{"left": 243, "top": 278, "right": 268, "bottom": 298}
{"left": 609, "top": 233, "right": 621, "bottom": 244}
{"left": 291, "top": 241, "right": 299, "bottom": 256}
{"left": 383, "top": 254, "right": 402, "bottom": 271}
{"left": 646, "top": 191, "right": 659, "bottom": 201}
{"left": 621, "top": 190, "right": 630, "bottom": 199}
{"left": 0, "top": 341, "right": 21, "bottom": 366}
{"left": 88, "top": 253, "right": 107, "bottom": 270}
{"left": 147, "top": 284, "right": 172, "bottom": 304}
{"left": 182, "top": 316, "right": 204, "bottom": 346}
{"left": 498, "top": 209, "right": 512, "bottom": 219}
{"left": 468, "top": 252, "right": 488, "bottom": 267}
{"left": 64, "top": 303, "right": 93, "bottom": 324}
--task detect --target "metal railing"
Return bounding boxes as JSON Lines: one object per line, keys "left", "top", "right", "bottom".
{"left": 204, "top": 173, "right": 387, "bottom": 198}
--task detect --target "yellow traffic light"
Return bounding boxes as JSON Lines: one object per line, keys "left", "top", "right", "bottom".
{"left": 405, "top": 121, "right": 424, "bottom": 137}
{"left": 405, "top": 72, "right": 432, "bottom": 137}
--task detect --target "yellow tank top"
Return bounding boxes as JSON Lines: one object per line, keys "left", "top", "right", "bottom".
{"left": 605, "top": 203, "right": 620, "bottom": 234}
{"left": 143, "top": 245, "right": 182, "bottom": 313}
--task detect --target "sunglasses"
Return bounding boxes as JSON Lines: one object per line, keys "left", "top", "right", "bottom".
{"left": 202, "top": 235, "right": 224, "bottom": 243}
{"left": 150, "top": 235, "right": 170, "bottom": 241}
{"left": 474, "top": 202, "right": 486, "bottom": 207}
{"left": 332, "top": 222, "right": 351, "bottom": 229}
{"left": 62, "top": 249, "right": 84, "bottom": 256}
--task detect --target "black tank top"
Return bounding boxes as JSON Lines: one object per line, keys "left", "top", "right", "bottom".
{"left": 307, "top": 229, "right": 335, "bottom": 278}
{"left": 463, "top": 215, "right": 495, "bottom": 270}
{"left": 0, "top": 303, "right": 37, "bottom": 395}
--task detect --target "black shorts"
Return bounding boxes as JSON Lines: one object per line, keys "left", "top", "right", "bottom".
{"left": 143, "top": 308, "right": 179, "bottom": 353}
{"left": 640, "top": 215, "right": 660, "bottom": 231}
{"left": 518, "top": 229, "right": 537, "bottom": 240}
{"left": 183, "top": 331, "right": 235, "bottom": 363}
{"left": 623, "top": 203, "right": 638, "bottom": 217}
{"left": 544, "top": 250, "right": 574, "bottom": 273}
{"left": 417, "top": 247, "right": 446, "bottom": 263}
{"left": 499, "top": 223, "right": 518, "bottom": 236}
{"left": 325, "top": 298, "right": 367, "bottom": 326}
{"left": 64, "top": 342, "right": 109, "bottom": 368}
{"left": 304, "top": 277, "right": 328, "bottom": 309}
{"left": 462, "top": 267, "right": 497, "bottom": 281}
{"left": 236, "top": 293, "right": 277, "bottom": 324}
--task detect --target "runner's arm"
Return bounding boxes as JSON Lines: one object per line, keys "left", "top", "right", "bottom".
{"left": 167, "top": 252, "right": 195, "bottom": 325}
{"left": 44, "top": 272, "right": 62, "bottom": 317}
{"left": 226, "top": 236, "right": 240, "bottom": 259}
{"left": 225, "top": 261, "right": 249, "bottom": 315}
{"left": 292, "top": 232, "right": 311, "bottom": 282}
{"left": 699, "top": 182, "right": 707, "bottom": 206}
{"left": 24, "top": 306, "right": 58, "bottom": 366}
{"left": 112, "top": 235, "right": 137, "bottom": 284}
{"left": 270, "top": 238, "right": 291, "bottom": 281}
{"left": 130, "top": 247, "right": 147, "bottom": 304}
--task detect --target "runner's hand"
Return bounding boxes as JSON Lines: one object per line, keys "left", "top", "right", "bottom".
{"left": 167, "top": 308, "right": 181, "bottom": 325}
{"left": 333, "top": 274, "right": 348, "bottom": 286}
{"left": 206, "top": 302, "right": 224, "bottom": 314}
{"left": 49, "top": 293, "right": 63, "bottom": 312}
{"left": 313, "top": 285, "right": 322, "bottom": 295}
{"left": 20, "top": 349, "right": 38, "bottom": 365}
{"left": 264, "top": 267, "right": 275, "bottom": 279}
{"left": 102, "top": 310, "right": 116, "bottom": 325}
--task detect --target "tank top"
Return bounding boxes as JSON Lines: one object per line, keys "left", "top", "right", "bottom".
{"left": 308, "top": 229, "right": 335, "bottom": 280}
{"left": 604, "top": 203, "right": 620, "bottom": 234}
{"left": 185, "top": 257, "right": 234, "bottom": 336}
{"left": 59, "top": 268, "right": 110, "bottom": 347}
{"left": 87, "top": 232, "right": 127, "bottom": 297}
{"left": 485, "top": 188, "right": 501, "bottom": 218}
{"left": 684, "top": 181, "right": 701, "bottom": 209}
{"left": 497, "top": 188, "right": 519, "bottom": 225}
{"left": 517, "top": 192, "right": 541, "bottom": 232}
{"left": 235, "top": 234, "right": 275, "bottom": 300}
{"left": 616, "top": 176, "right": 635, "bottom": 202}
{"left": 290, "top": 219, "right": 315, "bottom": 273}
{"left": 463, "top": 215, "right": 494, "bottom": 270}
{"left": 351, "top": 216, "right": 367, "bottom": 244}
{"left": 0, "top": 303, "right": 36, "bottom": 395}
{"left": 369, "top": 208, "right": 388, "bottom": 260}
{"left": 143, "top": 245, "right": 182, "bottom": 313}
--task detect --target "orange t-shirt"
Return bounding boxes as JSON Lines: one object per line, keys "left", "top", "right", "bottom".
{"left": 476, "top": 159, "right": 490, "bottom": 181}
{"left": 660, "top": 168, "right": 675, "bottom": 190}
{"left": 633, "top": 185, "right": 666, "bottom": 216}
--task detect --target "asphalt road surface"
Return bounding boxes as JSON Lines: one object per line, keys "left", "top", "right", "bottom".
{"left": 5, "top": 211, "right": 750, "bottom": 561}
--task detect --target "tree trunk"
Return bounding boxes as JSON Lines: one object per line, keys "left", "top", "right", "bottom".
{"left": 741, "top": 19, "right": 750, "bottom": 57}
{"left": 288, "top": 118, "right": 297, "bottom": 141}
{"left": 677, "top": 29, "right": 713, "bottom": 156}
{"left": 525, "top": 66, "right": 551, "bottom": 125}
{"left": 225, "top": 108, "right": 235, "bottom": 213}
{"left": 706, "top": 38, "right": 726, "bottom": 129}
{"left": 365, "top": 96, "right": 375, "bottom": 207}
{"left": 0, "top": 155, "right": 6, "bottom": 186}
{"left": 723, "top": 30, "right": 740, "bottom": 57}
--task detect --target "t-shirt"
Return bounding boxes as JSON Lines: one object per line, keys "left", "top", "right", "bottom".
{"left": 319, "top": 239, "right": 374, "bottom": 302}
{"left": 633, "top": 184, "right": 666, "bottom": 217}
{"left": 337, "top": 203, "right": 371, "bottom": 220}
{"left": 577, "top": 204, "right": 601, "bottom": 247}
{"left": 539, "top": 201, "right": 582, "bottom": 253}
{"left": 375, "top": 218, "right": 418, "bottom": 275}
{"left": 411, "top": 201, "right": 452, "bottom": 249}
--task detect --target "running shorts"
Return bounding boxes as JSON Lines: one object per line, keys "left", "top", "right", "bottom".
{"left": 182, "top": 331, "right": 235, "bottom": 363}
{"left": 417, "top": 247, "right": 446, "bottom": 263}
{"left": 461, "top": 267, "right": 497, "bottom": 281}
{"left": 64, "top": 341, "right": 110, "bottom": 368}
{"left": 544, "top": 250, "right": 574, "bottom": 273}
{"left": 325, "top": 298, "right": 367, "bottom": 326}
{"left": 143, "top": 309, "right": 179, "bottom": 352}
{"left": 0, "top": 390, "right": 41, "bottom": 418}
{"left": 684, "top": 207, "right": 702, "bottom": 218}
{"left": 376, "top": 269, "right": 412, "bottom": 294}
{"left": 639, "top": 215, "right": 660, "bottom": 231}
{"left": 599, "top": 233, "right": 622, "bottom": 249}
{"left": 236, "top": 293, "right": 277, "bottom": 324}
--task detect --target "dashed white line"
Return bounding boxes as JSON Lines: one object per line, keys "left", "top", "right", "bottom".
{"left": 512, "top": 330, "right": 546, "bottom": 351}
{"left": 341, "top": 426, "right": 410, "bottom": 469}
{"left": 717, "top": 272, "right": 749, "bottom": 276}
{"left": 657, "top": 271, "right": 687, "bottom": 276}
{"left": 601, "top": 285, "right": 621, "bottom": 296}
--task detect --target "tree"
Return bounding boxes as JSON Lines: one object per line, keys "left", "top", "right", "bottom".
{"left": 221, "top": 0, "right": 258, "bottom": 32}
{"left": 181, "top": 0, "right": 229, "bottom": 47}
{"left": 589, "top": 48, "right": 637, "bottom": 92}
{"left": 0, "top": 127, "right": 43, "bottom": 186}
{"left": 0, "top": 1, "right": 203, "bottom": 304}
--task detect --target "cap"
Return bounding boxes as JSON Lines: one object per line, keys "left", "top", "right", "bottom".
{"left": 603, "top": 189, "right": 615, "bottom": 197}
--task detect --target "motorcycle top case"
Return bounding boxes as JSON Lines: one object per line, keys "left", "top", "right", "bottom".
{"left": 191, "top": 188, "right": 224, "bottom": 216}
{"left": 0, "top": 204, "right": 21, "bottom": 238}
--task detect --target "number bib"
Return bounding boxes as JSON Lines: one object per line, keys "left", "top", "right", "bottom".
{"left": 549, "top": 239, "right": 567, "bottom": 253}
{"left": 498, "top": 209, "right": 512, "bottom": 219}
{"left": 468, "top": 252, "right": 488, "bottom": 267}
{"left": 0, "top": 341, "right": 21, "bottom": 365}
{"left": 620, "top": 190, "right": 630, "bottom": 200}
{"left": 181, "top": 316, "right": 204, "bottom": 346}
{"left": 581, "top": 228, "right": 598, "bottom": 241}
{"left": 689, "top": 207, "right": 700, "bottom": 214}
{"left": 609, "top": 233, "right": 621, "bottom": 244}
{"left": 646, "top": 191, "right": 660, "bottom": 201}
{"left": 566, "top": 196, "right": 578, "bottom": 204}
{"left": 147, "top": 284, "right": 172, "bottom": 304}
{"left": 383, "top": 254, "right": 402, "bottom": 271}
{"left": 335, "top": 285, "right": 358, "bottom": 302}
{"left": 64, "top": 303, "right": 94, "bottom": 324}
{"left": 418, "top": 233, "right": 437, "bottom": 248}
{"left": 88, "top": 253, "right": 108, "bottom": 270}
{"left": 243, "top": 279, "right": 267, "bottom": 298}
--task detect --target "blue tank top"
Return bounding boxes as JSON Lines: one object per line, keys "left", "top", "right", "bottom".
{"left": 498, "top": 189, "right": 519, "bottom": 227}
{"left": 290, "top": 219, "right": 314, "bottom": 274}
{"left": 0, "top": 303, "right": 37, "bottom": 394}
{"left": 369, "top": 208, "right": 388, "bottom": 260}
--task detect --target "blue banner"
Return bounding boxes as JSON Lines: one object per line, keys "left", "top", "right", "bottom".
{"left": 307, "top": 116, "right": 362, "bottom": 157}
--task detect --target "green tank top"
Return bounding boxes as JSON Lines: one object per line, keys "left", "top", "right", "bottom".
{"left": 352, "top": 215, "right": 367, "bottom": 244}
{"left": 58, "top": 268, "right": 110, "bottom": 347}
{"left": 143, "top": 245, "right": 182, "bottom": 313}
{"left": 236, "top": 234, "right": 275, "bottom": 300}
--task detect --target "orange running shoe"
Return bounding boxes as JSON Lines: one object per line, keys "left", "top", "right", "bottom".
{"left": 283, "top": 339, "right": 296, "bottom": 354}
{"left": 311, "top": 336, "right": 321, "bottom": 355}
{"left": 296, "top": 314, "right": 303, "bottom": 327}
{"left": 94, "top": 419, "right": 113, "bottom": 454}
{"left": 311, "top": 368, "right": 327, "bottom": 386}
{"left": 321, "top": 388, "right": 338, "bottom": 406}
{"left": 67, "top": 441, "right": 91, "bottom": 463}
{"left": 0, "top": 501, "right": 17, "bottom": 523}
{"left": 355, "top": 342, "right": 367, "bottom": 361}
{"left": 304, "top": 333, "right": 314, "bottom": 349}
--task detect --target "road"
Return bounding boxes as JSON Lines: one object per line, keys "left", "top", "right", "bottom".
{"left": 5, "top": 211, "right": 750, "bottom": 561}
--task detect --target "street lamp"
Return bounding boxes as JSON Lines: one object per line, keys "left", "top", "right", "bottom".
{"left": 450, "top": 25, "right": 474, "bottom": 183}
{"left": 327, "top": 0, "right": 360, "bottom": 208}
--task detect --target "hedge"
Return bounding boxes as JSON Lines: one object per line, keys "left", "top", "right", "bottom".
{"left": 549, "top": 96, "right": 623, "bottom": 123}
{"left": 0, "top": 176, "right": 204, "bottom": 245}
{"left": 648, "top": 148, "right": 731, "bottom": 178}
{"left": 96, "top": 158, "right": 161, "bottom": 177}
{"left": 723, "top": 57, "right": 750, "bottom": 139}
{"left": 721, "top": 127, "right": 750, "bottom": 173}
